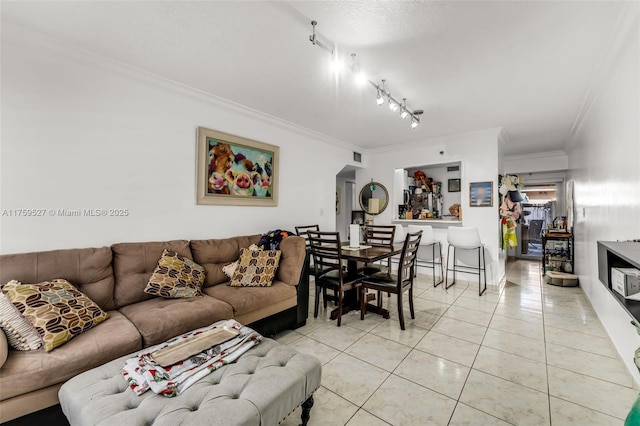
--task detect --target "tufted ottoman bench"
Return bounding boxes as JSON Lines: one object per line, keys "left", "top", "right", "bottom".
{"left": 58, "top": 338, "right": 321, "bottom": 426}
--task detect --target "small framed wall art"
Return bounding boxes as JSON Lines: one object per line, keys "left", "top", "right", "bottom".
{"left": 448, "top": 178, "right": 461, "bottom": 193}
{"left": 351, "top": 210, "right": 365, "bottom": 225}
{"left": 469, "top": 181, "right": 493, "bottom": 207}
{"left": 196, "top": 127, "right": 279, "bottom": 206}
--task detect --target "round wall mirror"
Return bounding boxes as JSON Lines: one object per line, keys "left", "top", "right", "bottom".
{"left": 359, "top": 182, "right": 389, "bottom": 215}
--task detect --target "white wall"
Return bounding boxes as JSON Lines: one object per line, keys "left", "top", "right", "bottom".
{"left": 0, "top": 25, "right": 361, "bottom": 254}
{"left": 567, "top": 14, "right": 640, "bottom": 384}
{"left": 358, "top": 128, "right": 505, "bottom": 284}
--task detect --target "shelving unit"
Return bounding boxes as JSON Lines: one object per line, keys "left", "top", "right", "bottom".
{"left": 542, "top": 231, "right": 574, "bottom": 274}
{"left": 598, "top": 241, "right": 640, "bottom": 322}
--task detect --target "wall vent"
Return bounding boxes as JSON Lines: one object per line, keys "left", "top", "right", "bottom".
{"left": 447, "top": 165, "right": 460, "bottom": 172}
{"left": 353, "top": 152, "right": 362, "bottom": 163}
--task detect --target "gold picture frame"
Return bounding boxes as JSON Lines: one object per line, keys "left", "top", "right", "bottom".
{"left": 196, "top": 127, "right": 279, "bottom": 206}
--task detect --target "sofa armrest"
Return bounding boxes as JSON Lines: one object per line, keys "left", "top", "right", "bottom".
{"left": 276, "top": 237, "right": 306, "bottom": 286}
{"left": 0, "top": 328, "right": 8, "bottom": 368}
{"left": 295, "top": 249, "right": 310, "bottom": 327}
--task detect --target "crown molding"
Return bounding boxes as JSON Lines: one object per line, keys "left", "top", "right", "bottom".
{"left": 1, "top": 21, "right": 363, "bottom": 153}
{"left": 504, "top": 150, "right": 567, "bottom": 162}
{"left": 565, "top": 3, "right": 640, "bottom": 149}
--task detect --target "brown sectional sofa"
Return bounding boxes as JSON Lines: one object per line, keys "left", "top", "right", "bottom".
{"left": 0, "top": 234, "right": 308, "bottom": 422}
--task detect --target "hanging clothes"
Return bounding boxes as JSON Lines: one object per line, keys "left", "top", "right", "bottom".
{"left": 500, "top": 195, "right": 522, "bottom": 250}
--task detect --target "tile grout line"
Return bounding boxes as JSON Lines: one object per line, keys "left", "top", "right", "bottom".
{"left": 445, "top": 260, "right": 513, "bottom": 425}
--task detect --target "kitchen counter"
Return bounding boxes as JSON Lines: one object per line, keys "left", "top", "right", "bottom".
{"left": 392, "top": 219, "right": 462, "bottom": 227}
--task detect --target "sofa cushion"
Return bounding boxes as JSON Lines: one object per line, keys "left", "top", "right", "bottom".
{"left": 204, "top": 281, "right": 296, "bottom": 316}
{"left": 111, "top": 240, "right": 192, "bottom": 308}
{"left": 3, "top": 279, "right": 109, "bottom": 352}
{"left": 0, "top": 290, "right": 42, "bottom": 351}
{"left": 229, "top": 249, "right": 281, "bottom": 287}
{"left": 0, "top": 310, "right": 141, "bottom": 401}
{"left": 190, "top": 235, "right": 261, "bottom": 288}
{"left": 144, "top": 250, "right": 206, "bottom": 299}
{"left": 222, "top": 244, "right": 260, "bottom": 279}
{"left": 118, "top": 295, "right": 233, "bottom": 346}
{"left": 0, "top": 247, "right": 115, "bottom": 311}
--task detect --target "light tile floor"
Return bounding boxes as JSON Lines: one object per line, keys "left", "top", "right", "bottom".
{"left": 277, "top": 259, "right": 638, "bottom": 425}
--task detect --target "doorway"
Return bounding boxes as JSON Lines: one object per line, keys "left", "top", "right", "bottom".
{"left": 336, "top": 167, "right": 357, "bottom": 241}
{"left": 510, "top": 174, "right": 566, "bottom": 259}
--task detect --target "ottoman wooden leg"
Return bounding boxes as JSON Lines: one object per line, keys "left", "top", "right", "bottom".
{"left": 300, "top": 395, "right": 314, "bottom": 426}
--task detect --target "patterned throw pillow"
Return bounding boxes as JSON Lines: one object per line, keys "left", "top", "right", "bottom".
{"left": 0, "top": 284, "right": 43, "bottom": 350}
{"left": 229, "top": 248, "right": 281, "bottom": 287}
{"left": 222, "top": 244, "right": 260, "bottom": 279}
{"left": 2, "top": 279, "right": 109, "bottom": 352}
{"left": 144, "top": 249, "right": 206, "bottom": 298}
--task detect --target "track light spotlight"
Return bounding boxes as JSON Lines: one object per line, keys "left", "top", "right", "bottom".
{"left": 400, "top": 98, "right": 409, "bottom": 119}
{"left": 388, "top": 99, "right": 398, "bottom": 112}
{"left": 377, "top": 80, "right": 386, "bottom": 106}
{"left": 411, "top": 118, "right": 419, "bottom": 129}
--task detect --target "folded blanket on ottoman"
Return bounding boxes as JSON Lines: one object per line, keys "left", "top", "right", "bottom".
{"left": 122, "top": 320, "right": 262, "bottom": 397}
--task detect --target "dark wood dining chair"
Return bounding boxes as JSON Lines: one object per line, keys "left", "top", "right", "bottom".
{"left": 307, "top": 231, "right": 363, "bottom": 327}
{"left": 359, "top": 230, "right": 422, "bottom": 330}
{"left": 295, "top": 225, "right": 320, "bottom": 247}
{"left": 362, "top": 225, "right": 396, "bottom": 276}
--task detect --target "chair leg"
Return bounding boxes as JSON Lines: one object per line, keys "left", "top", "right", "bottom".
{"left": 314, "top": 283, "right": 321, "bottom": 318}
{"left": 444, "top": 245, "right": 449, "bottom": 287}
{"left": 431, "top": 243, "right": 437, "bottom": 287}
{"left": 408, "top": 285, "right": 415, "bottom": 319}
{"left": 444, "top": 244, "right": 456, "bottom": 290}
{"left": 337, "top": 287, "right": 343, "bottom": 327}
{"left": 360, "top": 287, "right": 366, "bottom": 320}
{"left": 377, "top": 290, "right": 383, "bottom": 308}
{"left": 397, "top": 291, "right": 405, "bottom": 330}
{"left": 479, "top": 248, "right": 487, "bottom": 296}
{"left": 322, "top": 288, "right": 328, "bottom": 309}
{"left": 438, "top": 243, "right": 444, "bottom": 284}
{"left": 437, "top": 242, "right": 444, "bottom": 285}
{"left": 452, "top": 246, "right": 457, "bottom": 285}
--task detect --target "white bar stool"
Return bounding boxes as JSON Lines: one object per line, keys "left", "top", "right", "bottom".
{"left": 408, "top": 225, "right": 444, "bottom": 286}
{"left": 445, "top": 227, "right": 489, "bottom": 296}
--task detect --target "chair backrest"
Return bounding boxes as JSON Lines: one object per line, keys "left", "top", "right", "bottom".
{"left": 447, "top": 226, "right": 482, "bottom": 249}
{"left": 397, "top": 231, "right": 423, "bottom": 285}
{"left": 528, "top": 220, "right": 544, "bottom": 241}
{"left": 364, "top": 225, "right": 395, "bottom": 248}
{"left": 407, "top": 225, "right": 435, "bottom": 245}
{"left": 306, "top": 230, "right": 343, "bottom": 280}
{"left": 295, "top": 225, "right": 320, "bottom": 247}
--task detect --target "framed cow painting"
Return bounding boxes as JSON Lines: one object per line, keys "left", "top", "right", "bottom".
{"left": 196, "top": 127, "right": 279, "bottom": 206}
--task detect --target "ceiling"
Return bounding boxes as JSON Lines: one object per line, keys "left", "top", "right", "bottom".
{"left": 1, "top": 1, "right": 626, "bottom": 155}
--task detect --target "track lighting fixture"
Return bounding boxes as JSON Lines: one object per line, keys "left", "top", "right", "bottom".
{"left": 376, "top": 80, "right": 386, "bottom": 106}
{"left": 400, "top": 98, "right": 409, "bottom": 119}
{"left": 309, "top": 20, "right": 422, "bottom": 130}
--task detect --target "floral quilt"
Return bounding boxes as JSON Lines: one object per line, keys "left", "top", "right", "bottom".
{"left": 122, "top": 320, "right": 262, "bottom": 397}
